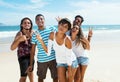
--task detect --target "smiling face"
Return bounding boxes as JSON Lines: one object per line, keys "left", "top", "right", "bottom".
{"left": 71, "top": 25, "right": 79, "bottom": 36}
{"left": 58, "top": 18, "right": 71, "bottom": 34}
{"left": 73, "top": 17, "right": 82, "bottom": 26}
{"left": 35, "top": 15, "right": 45, "bottom": 28}
{"left": 58, "top": 23, "right": 69, "bottom": 34}
{"left": 21, "top": 19, "right": 31, "bottom": 30}
{"left": 20, "top": 17, "right": 32, "bottom": 31}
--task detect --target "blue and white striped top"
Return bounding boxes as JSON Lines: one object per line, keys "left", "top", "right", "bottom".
{"left": 31, "top": 26, "right": 57, "bottom": 62}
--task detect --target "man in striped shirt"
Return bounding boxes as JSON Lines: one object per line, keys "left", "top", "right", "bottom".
{"left": 29, "top": 14, "right": 58, "bottom": 82}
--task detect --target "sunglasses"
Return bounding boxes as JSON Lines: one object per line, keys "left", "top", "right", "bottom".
{"left": 72, "top": 26, "right": 79, "bottom": 30}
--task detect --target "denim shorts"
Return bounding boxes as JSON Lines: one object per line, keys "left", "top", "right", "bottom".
{"left": 57, "top": 60, "right": 78, "bottom": 68}
{"left": 77, "top": 57, "right": 89, "bottom": 65}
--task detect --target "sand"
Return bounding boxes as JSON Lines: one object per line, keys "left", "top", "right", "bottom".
{"left": 0, "top": 31, "right": 120, "bottom": 82}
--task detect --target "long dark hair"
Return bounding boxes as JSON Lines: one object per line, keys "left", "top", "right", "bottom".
{"left": 70, "top": 24, "right": 87, "bottom": 49}
{"left": 20, "top": 17, "right": 33, "bottom": 32}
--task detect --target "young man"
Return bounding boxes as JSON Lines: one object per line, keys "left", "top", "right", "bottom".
{"left": 28, "top": 14, "right": 58, "bottom": 82}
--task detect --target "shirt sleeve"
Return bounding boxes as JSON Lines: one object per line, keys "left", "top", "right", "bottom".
{"left": 31, "top": 32, "right": 37, "bottom": 44}
{"left": 49, "top": 26, "right": 57, "bottom": 32}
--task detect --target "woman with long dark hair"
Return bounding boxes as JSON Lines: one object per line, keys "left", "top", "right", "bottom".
{"left": 70, "top": 24, "right": 90, "bottom": 82}
{"left": 11, "top": 17, "right": 34, "bottom": 82}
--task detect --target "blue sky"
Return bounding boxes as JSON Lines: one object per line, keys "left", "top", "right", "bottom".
{"left": 0, "top": 0, "right": 120, "bottom": 25}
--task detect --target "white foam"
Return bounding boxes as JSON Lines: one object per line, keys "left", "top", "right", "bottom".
{"left": 0, "top": 31, "right": 17, "bottom": 38}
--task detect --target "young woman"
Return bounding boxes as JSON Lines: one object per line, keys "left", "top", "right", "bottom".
{"left": 36, "top": 18, "right": 78, "bottom": 82}
{"left": 10, "top": 17, "right": 34, "bottom": 82}
{"left": 70, "top": 24, "right": 90, "bottom": 82}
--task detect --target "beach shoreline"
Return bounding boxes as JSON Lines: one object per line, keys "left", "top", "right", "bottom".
{"left": 0, "top": 31, "right": 120, "bottom": 82}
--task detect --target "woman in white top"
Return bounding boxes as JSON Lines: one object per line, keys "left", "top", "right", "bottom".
{"left": 36, "top": 18, "right": 78, "bottom": 82}
{"left": 70, "top": 24, "right": 90, "bottom": 82}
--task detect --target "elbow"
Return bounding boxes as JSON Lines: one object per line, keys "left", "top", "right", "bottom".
{"left": 87, "top": 45, "right": 90, "bottom": 50}
{"left": 10, "top": 47, "right": 15, "bottom": 51}
{"left": 87, "top": 47, "right": 90, "bottom": 50}
{"left": 86, "top": 44, "right": 90, "bottom": 50}
{"left": 10, "top": 46, "right": 15, "bottom": 51}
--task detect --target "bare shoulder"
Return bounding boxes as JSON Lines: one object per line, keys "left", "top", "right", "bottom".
{"left": 65, "top": 36, "right": 72, "bottom": 49}
{"left": 16, "top": 31, "right": 22, "bottom": 37}
{"left": 65, "top": 36, "right": 71, "bottom": 43}
{"left": 14, "top": 31, "right": 22, "bottom": 40}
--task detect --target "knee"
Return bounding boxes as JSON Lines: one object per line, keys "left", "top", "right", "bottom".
{"left": 20, "top": 77, "right": 26, "bottom": 82}
{"left": 74, "top": 75, "right": 80, "bottom": 81}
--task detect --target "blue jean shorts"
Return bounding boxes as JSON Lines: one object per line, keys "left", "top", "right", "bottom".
{"left": 77, "top": 57, "right": 89, "bottom": 65}
{"left": 57, "top": 60, "right": 78, "bottom": 68}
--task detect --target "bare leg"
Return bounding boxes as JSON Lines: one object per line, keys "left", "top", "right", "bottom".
{"left": 80, "top": 65, "right": 87, "bottom": 82}
{"left": 74, "top": 67, "right": 81, "bottom": 82}
{"left": 68, "top": 68, "right": 77, "bottom": 82}
{"left": 19, "top": 77, "right": 26, "bottom": 82}
{"left": 28, "top": 72, "right": 34, "bottom": 82}
{"left": 53, "top": 78, "right": 58, "bottom": 82}
{"left": 38, "top": 77, "right": 43, "bottom": 82}
{"left": 57, "top": 67, "right": 66, "bottom": 82}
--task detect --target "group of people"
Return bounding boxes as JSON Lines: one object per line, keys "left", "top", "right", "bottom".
{"left": 10, "top": 14, "right": 93, "bottom": 82}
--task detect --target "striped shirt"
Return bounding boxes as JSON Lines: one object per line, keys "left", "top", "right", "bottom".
{"left": 31, "top": 26, "right": 56, "bottom": 62}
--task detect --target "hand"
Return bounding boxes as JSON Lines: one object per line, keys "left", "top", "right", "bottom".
{"left": 80, "top": 37, "right": 86, "bottom": 42}
{"left": 18, "top": 33, "right": 28, "bottom": 43}
{"left": 88, "top": 27, "right": 93, "bottom": 37}
{"left": 25, "top": 66, "right": 33, "bottom": 73}
{"left": 36, "top": 34, "right": 43, "bottom": 43}
{"left": 55, "top": 16, "right": 62, "bottom": 22}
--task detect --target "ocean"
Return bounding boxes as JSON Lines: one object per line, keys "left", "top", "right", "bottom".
{"left": 0, "top": 25, "right": 120, "bottom": 38}
{"left": 0, "top": 25, "right": 120, "bottom": 53}
{"left": 0, "top": 25, "right": 120, "bottom": 44}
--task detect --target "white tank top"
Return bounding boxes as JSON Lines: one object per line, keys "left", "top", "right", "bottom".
{"left": 53, "top": 32, "right": 76, "bottom": 65}
{"left": 72, "top": 40, "right": 89, "bottom": 57}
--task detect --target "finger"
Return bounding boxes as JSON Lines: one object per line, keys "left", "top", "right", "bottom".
{"left": 25, "top": 68, "right": 29, "bottom": 73}
{"left": 34, "top": 31, "right": 39, "bottom": 36}
{"left": 90, "top": 27, "right": 93, "bottom": 31}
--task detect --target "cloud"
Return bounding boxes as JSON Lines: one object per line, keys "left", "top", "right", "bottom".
{"left": 69, "top": 1, "right": 120, "bottom": 24}
{"left": 0, "top": 0, "right": 16, "bottom": 8}
{"left": 0, "top": 0, "right": 49, "bottom": 11}
{"left": 30, "top": 0, "right": 45, "bottom": 3}
{"left": 29, "top": 0, "right": 49, "bottom": 9}
{"left": 0, "top": 0, "right": 120, "bottom": 25}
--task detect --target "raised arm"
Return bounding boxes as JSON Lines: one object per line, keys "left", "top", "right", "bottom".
{"left": 10, "top": 32, "right": 27, "bottom": 50}
{"left": 87, "top": 27, "right": 93, "bottom": 42}
{"left": 36, "top": 32, "right": 54, "bottom": 55}
{"left": 81, "top": 37, "right": 90, "bottom": 50}
{"left": 36, "top": 34, "right": 48, "bottom": 53}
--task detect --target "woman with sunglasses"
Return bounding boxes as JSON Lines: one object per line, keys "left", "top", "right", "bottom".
{"left": 70, "top": 24, "right": 90, "bottom": 82}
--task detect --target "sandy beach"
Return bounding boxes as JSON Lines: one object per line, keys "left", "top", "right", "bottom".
{"left": 0, "top": 31, "right": 120, "bottom": 82}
